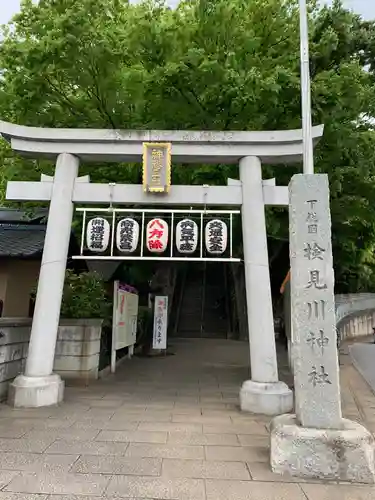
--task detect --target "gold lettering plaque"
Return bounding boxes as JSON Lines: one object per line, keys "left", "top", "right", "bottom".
{"left": 142, "top": 142, "right": 171, "bottom": 193}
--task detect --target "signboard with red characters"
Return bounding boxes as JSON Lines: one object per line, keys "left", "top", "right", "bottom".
{"left": 146, "top": 218, "right": 169, "bottom": 253}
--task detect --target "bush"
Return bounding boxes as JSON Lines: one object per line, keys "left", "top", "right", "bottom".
{"left": 60, "top": 270, "right": 112, "bottom": 321}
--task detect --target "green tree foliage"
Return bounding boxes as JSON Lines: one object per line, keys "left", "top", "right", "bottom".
{"left": 1, "top": 0, "right": 375, "bottom": 291}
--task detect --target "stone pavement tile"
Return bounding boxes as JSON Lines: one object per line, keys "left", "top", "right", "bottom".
{"left": 126, "top": 443, "right": 205, "bottom": 459}
{"left": 65, "top": 391, "right": 107, "bottom": 400}
{"left": 72, "top": 455, "right": 161, "bottom": 476}
{"left": 0, "top": 418, "right": 73, "bottom": 430}
{"left": 96, "top": 430, "right": 168, "bottom": 444}
{"left": 46, "top": 497, "right": 146, "bottom": 500}
{"left": 196, "top": 402, "right": 228, "bottom": 410}
{"left": 67, "top": 417, "right": 114, "bottom": 428}
{"left": 168, "top": 431, "right": 239, "bottom": 446}
{"left": 138, "top": 423, "right": 203, "bottom": 433}
{"left": 144, "top": 403, "right": 176, "bottom": 410}
{"left": 106, "top": 475, "right": 206, "bottom": 499}
{"left": 162, "top": 458, "right": 250, "bottom": 480}
{"left": 201, "top": 410, "right": 238, "bottom": 417}
{"left": 0, "top": 408, "right": 54, "bottom": 419}
{"left": 0, "top": 471, "right": 20, "bottom": 489}
{"left": 301, "top": 484, "right": 375, "bottom": 500}
{"left": 22, "top": 429, "right": 100, "bottom": 441}
{"left": 170, "top": 408, "right": 202, "bottom": 416}
{"left": 365, "top": 422, "right": 375, "bottom": 433}
{"left": 231, "top": 417, "right": 272, "bottom": 428}
{"left": 0, "top": 427, "right": 30, "bottom": 439}
{"left": 101, "top": 421, "right": 140, "bottom": 431}
{"left": 4, "top": 472, "right": 110, "bottom": 496}
{"left": 0, "top": 453, "right": 78, "bottom": 473}
{"left": 28, "top": 419, "right": 78, "bottom": 430}
{"left": 82, "top": 408, "right": 116, "bottom": 418}
{"left": 205, "top": 479, "right": 307, "bottom": 500}
{"left": 342, "top": 413, "right": 362, "bottom": 423}
{"left": 205, "top": 445, "right": 269, "bottom": 463}
{"left": 84, "top": 399, "right": 125, "bottom": 409}
{"left": 0, "top": 494, "right": 48, "bottom": 500}
{"left": 203, "top": 423, "right": 268, "bottom": 435}
{"left": 172, "top": 415, "right": 232, "bottom": 424}
{"left": 45, "top": 439, "right": 128, "bottom": 456}
{"left": 112, "top": 403, "right": 147, "bottom": 411}
{"left": 247, "top": 462, "right": 299, "bottom": 482}
{"left": 237, "top": 435, "right": 270, "bottom": 447}
{"left": 173, "top": 398, "right": 200, "bottom": 405}
{"left": 0, "top": 438, "right": 55, "bottom": 453}
{"left": 46, "top": 406, "right": 91, "bottom": 416}
{"left": 111, "top": 412, "right": 172, "bottom": 423}
{"left": 199, "top": 396, "right": 224, "bottom": 403}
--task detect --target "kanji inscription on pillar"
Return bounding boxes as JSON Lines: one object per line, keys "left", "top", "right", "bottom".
{"left": 289, "top": 174, "right": 342, "bottom": 429}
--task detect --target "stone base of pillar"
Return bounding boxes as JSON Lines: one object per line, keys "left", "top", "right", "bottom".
{"left": 240, "top": 380, "right": 293, "bottom": 416}
{"left": 8, "top": 374, "right": 64, "bottom": 408}
{"left": 270, "top": 414, "right": 375, "bottom": 484}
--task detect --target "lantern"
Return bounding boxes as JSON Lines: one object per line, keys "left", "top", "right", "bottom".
{"left": 146, "top": 218, "right": 168, "bottom": 253}
{"left": 116, "top": 218, "right": 139, "bottom": 253}
{"left": 86, "top": 217, "right": 110, "bottom": 253}
{"left": 176, "top": 219, "right": 198, "bottom": 254}
{"left": 205, "top": 219, "right": 227, "bottom": 255}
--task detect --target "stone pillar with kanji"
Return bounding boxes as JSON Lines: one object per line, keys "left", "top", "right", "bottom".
{"left": 270, "top": 174, "right": 375, "bottom": 483}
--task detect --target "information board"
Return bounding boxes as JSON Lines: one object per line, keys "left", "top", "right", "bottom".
{"left": 111, "top": 281, "right": 139, "bottom": 372}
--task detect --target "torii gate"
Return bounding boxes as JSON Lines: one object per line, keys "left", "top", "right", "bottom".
{"left": 0, "top": 120, "right": 323, "bottom": 411}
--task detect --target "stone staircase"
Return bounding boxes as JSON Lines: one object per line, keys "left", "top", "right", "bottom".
{"left": 175, "top": 263, "right": 229, "bottom": 338}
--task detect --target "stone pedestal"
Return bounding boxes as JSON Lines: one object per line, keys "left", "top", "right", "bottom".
{"left": 271, "top": 414, "right": 375, "bottom": 483}
{"left": 240, "top": 380, "right": 293, "bottom": 416}
{"left": 8, "top": 374, "right": 64, "bottom": 408}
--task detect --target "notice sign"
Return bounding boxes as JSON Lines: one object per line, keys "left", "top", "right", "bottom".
{"left": 152, "top": 296, "right": 168, "bottom": 350}
{"left": 142, "top": 142, "right": 171, "bottom": 193}
{"left": 115, "top": 283, "right": 139, "bottom": 350}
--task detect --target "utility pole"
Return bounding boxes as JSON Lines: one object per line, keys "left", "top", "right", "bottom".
{"left": 299, "top": 0, "right": 314, "bottom": 174}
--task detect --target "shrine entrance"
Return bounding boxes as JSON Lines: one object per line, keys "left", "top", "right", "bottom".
{"left": 0, "top": 120, "right": 323, "bottom": 415}
{"left": 171, "top": 261, "right": 231, "bottom": 339}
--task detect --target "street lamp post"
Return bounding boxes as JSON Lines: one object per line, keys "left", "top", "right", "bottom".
{"left": 299, "top": 0, "right": 314, "bottom": 174}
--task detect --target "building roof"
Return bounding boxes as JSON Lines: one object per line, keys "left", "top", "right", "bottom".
{"left": 0, "top": 223, "right": 46, "bottom": 258}
{"left": 0, "top": 208, "right": 48, "bottom": 223}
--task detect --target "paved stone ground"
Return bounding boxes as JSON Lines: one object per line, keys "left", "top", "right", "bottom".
{"left": 348, "top": 337, "right": 375, "bottom": 393}
{"left": 0, "top": 338, "right": 373, "bottom": 499}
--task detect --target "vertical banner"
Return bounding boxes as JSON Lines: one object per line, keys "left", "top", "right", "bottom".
{"left": 111, "top": 281, "right": 139, "bottom": 373}
{"left": 152, "top": 296, "right": 168, "bottom": 350}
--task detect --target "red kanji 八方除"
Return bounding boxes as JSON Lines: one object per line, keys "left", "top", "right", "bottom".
{"left": 149, "top": 229, "right": 163, "bottom": 239}
{"left": 150, "top": 220, "right": 164, "bottom": 229}
{"left": 149, "top": 240, "right": 163, "bottom": 250}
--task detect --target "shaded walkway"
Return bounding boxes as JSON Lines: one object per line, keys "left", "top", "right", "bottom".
{"left": 0, "top": 339, "right": 372, "bottom": 498}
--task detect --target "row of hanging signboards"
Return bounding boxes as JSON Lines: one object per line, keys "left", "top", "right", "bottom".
{"left": 86, "top": 217, "right": 229, "bottom": 255}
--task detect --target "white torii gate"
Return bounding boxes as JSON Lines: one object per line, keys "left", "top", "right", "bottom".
{"left": 0, "top": 120, "right": 323, "bottom": 411}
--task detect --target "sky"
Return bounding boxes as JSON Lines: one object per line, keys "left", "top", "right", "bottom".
{"left": 0, "top": 0, "right": 374, "bottom": 25}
